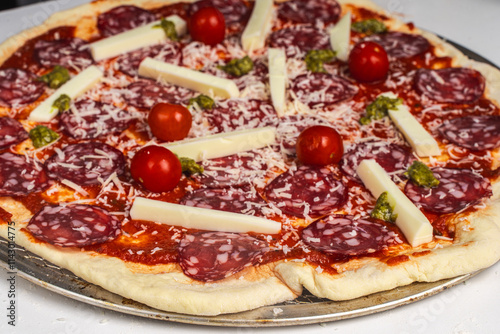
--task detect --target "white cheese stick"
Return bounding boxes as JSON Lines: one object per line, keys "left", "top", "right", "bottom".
{"left": 241, "top": 0, "right": 274, "bottom": 52}
{"left": 138, "top": 57, "right": 240, "bottom": 98}
{"left": 383, "top": 92, "right": 441, "bottom": 157}
{"left": 161, "top": 126, "right": 276, "bottom": 161}
{"left": 357, "top": 159, "right": 433, "bottom": 247}
{"left": 329, "top": 12, "right": 351, "bottom": 62}
{"left": 130, "top": 197, "right": 281, "bottom": 234}
{"left": 268, "top": 48, "right": 287, "bottom": 117}
{"left": 28, "top": 66, "right": 103, "bottom": 122}
{"left": 90, "top": 16, "right": 187, "bottom": 61}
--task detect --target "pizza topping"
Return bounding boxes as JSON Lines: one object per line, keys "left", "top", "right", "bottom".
{"left": 188, "top": 0, "right": 250, "bottom": 32}
{"left": 351, "top": 19, "right": 387, "bottom": 35}
{"left": 296, "top": 125, "right": 344, "bottom": 166}
{"left": 364, "top": 32, "right": 430, "bottom": 59}
{"left": 0, "top": 152, "right": 51, "bottom": 197}
{"left": 414, "top": 67, "right": 485, "bottom": 104}
{"left": 265, "top": 165, "right": 347, "bottom": 219}
{"left": 438, "top": 115, "right": 500, "bottom": 151}
{"left": 218, "top": 56, "right": 254, "bottom": 77}
{"left": 153, "top": 18, "right": 180, "bottom": 41}
{"left": 407, "top": 161, "right": 439, "bottom": 188}
{"left": 122, "top": 80, "right": 193, "bottom": 110}
{"left": 45, "top": 142, "right": 126, "bottom": 186}
{"left": 329, "top": 12, "right": 351, "bottom": 62}
{"left": 37, "top": 66, "right": 70, "bottom": 89}
{"left": 360, "top": 95, "right": 402, "bottom": 125}
{"left": 0, "top": 68, "right": 45, "bottom": 107}
{"left": 178, "top": 231, "right": 267, "bottom": 281}
{"left": 148, "top": 103, "right": 192, "bottom": 142}
{"left": 116, "top": 43, "right": 181, "bottom": 77}
{"left": 0, "top": 117, "right": 28, "bottom": 150}
{"left": 29, "top": 125, "right": 59, "bottom": 148}
{"left": 404, "top": 167, "right": 492, "bottom": 214}
{"left": 269, "top": 25, "right": 330, "bottom": 58}
{"left": 348, "top": 41, "right": 389, "bottom": 83}
{"left": 178, "top": 156, "right": 204, "bottom": 175}
{"left": 304, "top": 49, "right": 336, "bottom": 73}
{"left": 52, "top": 94, "right": 71, "bottom": 114}
{"left": 59, "top": 100, "right": 133, "bottom": 140}
{"left": 277, "top": 0, "right": 341, "bottom": 25}
{"left": 26, "top": 204, "right": 121, "bottom": 247}
{"left": 188, "top": 94, "right": 214, "bottom": 110}
{"left": 188, "top": 6, "right": 226, "bottom": 46}
{"left": 33, "top": 38, "right": 94, "bottom": 70}
{"left": 97, "top": 5, "right": 156, "bottom": 37}
{"left": 291, "top": 72, "right": 358, "bottom": 108}
{"left": 371, "top": 192, "right": 397, "bottom": 223}
{"left": 302, "top": 215, "right": 401, "bottom": 256}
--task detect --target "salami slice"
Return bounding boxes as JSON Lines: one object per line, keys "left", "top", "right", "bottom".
{"left": 59, "top": 100, "right": 134, "bottom": 139}
{"left": 404, "top": 167, "right": 492, "bottom": 214}
{"left": 269, "top": 25, "right": 330, "bottom": 58}
{"left": 302, "top": 215, "right": 403, "bottom": 256}
{"left": 97, "top": 5, "right": 156, "bottom": 37}
{"left": 204, "top": 99, "right": 278, "bottom": 133}
{"left": 340, "top": 141, "right": 415, "bottom": 181}
{"left": 116, "top": 43, "right": 181, "bottom": 77}
{"left": 0, "top": 117, "right": 28, "bottom": 149}
{"left": 26, "top": 204, "right": 121, "bottom": 247}
{"left": 45, "top": 142, "right": 126, "bottom": 186}
{"left": 178, "top": 231, "right": 268, "bottom": 281}
{"left": 0, "top": 152, "right": 51, "bottom": 197}
{"left": 364, "top": 32, "right": 430, "bottom": 59}
{"left": 0, "top": 68, "right": 45, "bottom": 107}
{"left": 414, "top": 67, "right": 485, "bottom": 104}
{"left": 34, "top": 38, "right": 94, "bottom": 70}
{"left": 264, "top": 166, "right": 347, "bottom": 218}
{"left": 291, "top": 73, "right": 358, "bottom": 108}
{"left": 189, "top": 0, "right": 250, "bottom": 31}
{"left": 122, "top": 80, "right": 194, "bottom": 110}
{"left": 277, "top": 0, "right": 341, "bottom": 25}
{"left": 438, "top": 115, "right": 500, "bottom": 151}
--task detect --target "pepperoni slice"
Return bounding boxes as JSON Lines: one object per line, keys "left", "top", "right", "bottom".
{"left": 265, "top": 166, "right": 347, "bottom": 218}
{"left": 0, "top": 68, "right": 45, "bottom": 107}
{"left": 0, "top": 152, "right": 51, "bottom": 197}
{"left": 116, "top": 43, "right": 181, "bottom": 77}
{"left": 404, "top": 167, "right": 492, "bottom": 214}
{"left": 122, "top": 80, "right": 194, "bottom": 110}
{"left": 302, "top": 215, "right": 403, "bottom": 256}
{"left": 0, "top": 117, "right": 28, "bottom": 150}
{"left": 189, "top": 0, "right": 250, "bottom": 32}
{"left": 276, "top": 115, "right": 327, "bottom": 155}
{"left": 178, "top": 231, "right": 268, "bottom": 281}
{"left": 277, "top": 0, "right": 341, "bottom": 25}
{"left": 340, "top": 141, "right": 415, "bottom": 181}
{"left": 26, "top": 204, "right": 121, "bottom": 247}
{"left": 97, "top": 5, "right": 156, "bottom": 37}
{"left": 414, "top": 67, "right": 485, "bottom": 104}
{"left": 59, "top": 100, "right": 134, "bottom": 140}
{"left": 438, "top": 115, "right": 500, "bottom": 151}
{"left": 204, "top": 99, "right": 278, "bottom": 133}
{"left": 269, "top": 25, "right": 330, "bottom": 58}
{"left": 34, "top": 38, "right": 94, "bottom": 70}
{"left": 291, "top": 73, "right": 358, "bottom": 108}
{"left": 45, "top": 142, "right": 126, "bottom": 186}
{"left": 364, "top": 32, "right": 430, "bottom": 59}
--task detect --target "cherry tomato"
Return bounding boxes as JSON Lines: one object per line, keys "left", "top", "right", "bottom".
{"left": 189, "top": 6, "right": 226, "bottom": 46}
{"left": 130, "top": 145, "right": 182, "bottom": 193}
{"left": 148, "top": 103, "right": 192, "bottom": 142}
{"left": 348, "top": 41, "right": 389, "bottom": 83}
{"left": 296, "top": 125, "right": 344, "bottom": 166}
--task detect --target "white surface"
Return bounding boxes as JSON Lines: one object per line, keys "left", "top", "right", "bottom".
{"left": 0, "top": 0, "right": 499, "bottom": 333}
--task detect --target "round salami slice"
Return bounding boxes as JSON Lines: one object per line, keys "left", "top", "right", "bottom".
{"left": 291, "top": 73, "right": 358, "bottom": 108}
{"left": 302, "top": 215, "right": 403, "bottom": 256}
{"left": 34, "top": 38, "right": 94, "bottom": 69}
{"left": 265, "top": 166, "right": 347, "bottom": 218}
{"left": 116, "top": 43, "right": 181, "bottom": 77}
{"left": 97, "top": 5, "right": 156, "bottom": 37}
{"left": 59, "top": 100, "right": 133, "bottom": 139}
{"left": 364, "top": 32, "right": 430, "bottom": 59}
{"left": 277, "top": 0, "right": 341, "bottom": 25}
{"left": 0, "top": 68, "right": 45, "bottom": 107}
{"left": 0, "top": 152, "right": 51, "bottom": 197}
{"left": 404, "top": 167, "right": 492, "bottom": 214}
{"left": 269, "top": 25, "right": 330, "bottom": 58}
{"left": 340, "top": 141, "right": 415, "bottom": 181}
{"left": 122, "top": 80, "right": 194, "bottom": 110}
{"left": 189, "top": 0, "right": 250, "bottom": 31}
{"left": 26, "top": 204, "right": 121, "bottom": 247}
{"left": 178, "top": 231, "right": 268, "bottom": 281}
{"left": 414, "top": 67, "right": 485, "bottom": 104}
{"left": 0, "top": 117, "right": 28, "bottom": 150}
{"left": 438, "top": 115, "right": 500, "bottom": 151}
{"left": 45, "top": 142, "right": 126, "bottom": 186}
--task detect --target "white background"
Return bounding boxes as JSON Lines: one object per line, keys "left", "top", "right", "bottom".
{"left": 1, "top": 0, "right": 499, "bottom": 333}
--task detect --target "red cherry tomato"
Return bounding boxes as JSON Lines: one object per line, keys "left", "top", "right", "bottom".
{"left": 296, "top": 125, "right": 344, "bottom": 166}
{"left": 348, "top": 41, "right": 389, "bottom": 83}
{"left": 189, "top": 6, "right": 226, "bottom": 46}
{"left": 148, "top": 103, "right": 192, "bottom": 142}
{"left": 130, "top": 145, "right": 182, "bottom": 193}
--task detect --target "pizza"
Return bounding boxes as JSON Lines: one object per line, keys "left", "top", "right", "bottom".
{"left": 0, "top": 0, "right": 499, "bottom": 317}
